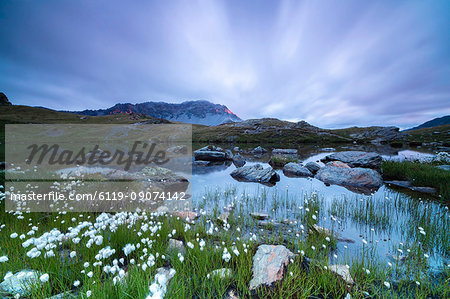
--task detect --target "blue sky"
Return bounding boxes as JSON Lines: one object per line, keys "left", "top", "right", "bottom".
{"left": 1, "top": 0, "right": 449, "bottom": 128}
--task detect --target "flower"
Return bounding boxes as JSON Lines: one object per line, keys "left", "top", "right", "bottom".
{"left": 362, "top": 239, "right": 368, "bottom": 245}
{"left": 222, "top": 248, "right": 231, "bottom": 262}
{"left": 40, "top": 273, "right": 49, "bottom": 283}
{"left": 187, "top": 242, "right": 194, "bottom": 249}
{"left": 0, "top": 256, "right": 8, "bottom": 263}
{"left": 73, "top": 280, "right": 80, "bottom": 287}
{"left": 10, "top": 233, "right": 18, "bottom": 239}
{"left": 123, "top": 244, "right": 136, "bottom": 256}
{"left": 178, "top": 253, "right": 184, "bottom": 263}
{"left": 86, "top": 290, "right": 92, "bottom": 297}
{"left": 384, "top": 281, "right": 390, "bottom": 289}
{"left": 70, "top": 251, "right": 76, "bottom": 258}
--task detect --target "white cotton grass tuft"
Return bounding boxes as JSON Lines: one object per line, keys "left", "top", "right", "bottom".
{"left": 40, "top": 273, "right": 49, "bottom": 283}
{"left": 0, "top": 256, "right": 8, "bottom": 263}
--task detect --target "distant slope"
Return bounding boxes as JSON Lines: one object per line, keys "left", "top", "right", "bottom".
{"left": 70, "top": 100, "right": 242, "bottom": 126}
{"left": 405, "top": 115, "right": 450, "bottom": 131}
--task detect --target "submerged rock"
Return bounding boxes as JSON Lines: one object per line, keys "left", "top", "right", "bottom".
{"left": 230, "top": 164, "right": 280, "bottom": 185}
{"left": 385, "top": 181, "right": 437, "bottom": 194}
{"left": 315, "top": 164, "right": 383, "bottom": 190}
{"left": 272, "top": 149, "right": 298, "bottom": 156}
{"left": 251, "top": 146, "right": 267, "bottom": 155}
{"left": 232, "top": 153, "right": 246, "bottom": 168}
{"left": 194, "top": 145, "right": 232, "bottom": 162}
{"left": 304, "top": 162, "right": 321, "bottom": 174}
{"left": 282, "top": 163, "right": 313, "bottom": 177}
{"left": 250, "top": 212, "right": 270, "bottom": 220}
{"left": 321, "top": 151, "right": 382, "bottom": 169}
{"left": 249, "top": 245, "right": 294, "bottom": 290}
{"left": 328, "top": 265, "right": 354, "bottom": 284}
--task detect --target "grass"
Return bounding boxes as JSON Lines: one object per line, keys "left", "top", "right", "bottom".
{"left": 381, "top": 160, "right": 450, "bottom": 200}
{"left": 2, "top": 177, "right": 449, "bottom": 298}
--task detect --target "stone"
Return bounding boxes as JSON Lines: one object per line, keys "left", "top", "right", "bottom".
{"left": 282, "top": 163, "right": 313, "bottom": 177}
{"left": 321, "top": 151, "right": 382, "bottom": 169}
{"left": 385, "top": 180, "right": 412, "bottom": 188}
{"left": 206, "top": 268, "right": 233, "bottom": 280}
{"left": 194, "top": 145, "right": 232, "bottom": 161}
{"left": 166, "top": 145, "right": 188, "bottom": 155}
{"left": 304, "top": 162, "right": 321, "bottom": 174}
{"left": 250, "top": 212, "right": 269, "bottom": 220}
{"left": 232, "top": 153, "right": 246, "bottom": 168}
{"left": 337, "top": 236, "right": 356, "bottom": 243}
{"left": 257, "top": 220, "right": 282, "bottom": 229}
{"left": 0, "top": 270, "right": 42, "bottom": 297}
{"left": 328, "top": 265, "right": 354, "bottom": 284}
{"left": 409, "top": 186, "right": 436, "bottom": 194}
{"left": 230, "top": 164, "right": 280, "bottom": 185}
{"left": 167, "top": 239, "right": 185, "bottom": 253}
{"left": 272, "top": 149, "right": 298, "bottom": 156}
{"left": 315, "top": 164, "right": 383, "bottom": 190}
{"left": 249, "top": 245, "right": 295, "bottom": 290}
{"left": 251, "top": 146, "right": 267, "bottom": 154}
{"left": 309, "top": 224, "right": 337, "bottom": 239}
{"left": 233, "top": 147, "right": 240, "bottom": 152}
{"left": 326, "top": 161, "right": 351, "bottom": 168}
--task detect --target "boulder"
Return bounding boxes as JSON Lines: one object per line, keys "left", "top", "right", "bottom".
{"left": 194, "top": 145, "right": 232, "bottom": 161}
{"left": 230, "top": 164, "right": 280, "bottom": 185}
{"left": 315, "top": 164, "right": 383, "bottom": 190}
{"left": 249, "top": 245, "right": 294, "bottom": 290}
{"left": 321, "top": 151, "right": 382, "bottom": 169}
{"left": 167, "top": 239, "right": 185, "bottom": 253}
{"left": 282, "top": 163, "right": 313, "bottom": 177}
{"left": 328, "top": 265, "right": 354, "bottom": 284}
{"left": 251, "top": 146, "right": 267, "bottom": 155}
{"left": 232, "top": 153, "right": 246, "bottom": 168}
{"left": 272, "top": 149, "right": 298, "bottom": 156}
{"left": 304, "top": 162, "right": 321, "bottom": 174}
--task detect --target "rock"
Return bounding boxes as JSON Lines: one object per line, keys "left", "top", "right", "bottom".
{"left": 322, "top": 147, "right": 335, "bottom": 152}
{"left": 309, "top": 224, "right": 337, "bottom": 239}
{"left": 232, "top": 153, "right": 246, "bottom": 168}
{"left": 321, "top": 151, "right": 382, "bottom": 169}
{"left": 315, "top": 164, "right": 383, "bottom": 190}
{"left": 192, "top": 160, "right": 210, "bottom": 167}
{"left": 0, "top": 92, "right": 12, "bottom": 106}
{"left": 233, "top": 147, "right": 240, "bottom": 152}
{"left": 218, "top": 212, "right": 230, "bottom": 224}
{"left": 337, "top": 237, "right": 356, "bottom": 243}
{"left": 282, "top": 163, "right": 313, "bottom": 177}
{"left": 0, "top": 270, "right": 42, "bottom": 297}
{"left": 409, "top": 186, "right": 436, "bottom": 194}
{"left": 272, "top": 149, "right": 298, "bottom": 156}
{"left": 257, "top": 220, "right": 282, "bottom": 229}
{"left": 436, "top": 165, "right": 450, "bottom": 171}
{"left": 167, "top": 239, "right": 185, "bottom": 253}
{"left": 250, "top": 212, "right": 269, "bottom": 220}
{"left": 249, "top": 245, "right": 295, "bottom": 290}
{"left": 194, "top": 145, "right": 232, "bottom": 161}
{"left": 326, "top": 161, "right": 351, "bottom": 168}
{"left": 206, "top": 268, "right": 233, "bottom": 280}
{"left": 385, "top": 180, "right": 412, "bottom": 188}
{"left": 251, "top": 146, "right": 267, "bottom": 154}
{"left": 172, "top": 211, "right": 199, "bottom": 222}
{"left": 147, "top": 267, "right": 176, "bottom": 299}
{"left": 328, "top": 265, "right": 354, "bottom": 284}
{"left": 304, "top": 162, "right": 321, "bottom": 174}
{"left": 230, "top": 164, "right": 280, "bottom": 185}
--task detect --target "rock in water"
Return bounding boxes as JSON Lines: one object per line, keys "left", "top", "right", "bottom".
{"left": 251, "top": 146, "right": 267, "bottom": 154}
{"left": 321, "top": 151, "right": 382, "bottom": 169}
{"left": 232, "top": 153, "right": 246, "bottom": 167}
{"left": 0, "top": 270, "right": 43, "bottom": 297}
{"left": 272, "top": 149, "right": 298, "bottom": 156}
{"left": 304, "top": 162, "right": 321, "bottom": 174}
{"left": 282, "top": 163, "right": 313, "bottom": 177}
{"left": 230, "top": 164, "right": 280, "bottom": 185}
{"left": 194, "top": 145, "right": 232, "bottom": 161}
{"left": 315, "top": 164, "right": 383, "bottom": 190}
{"left": 249, "top": 245, "right": 294, "bottom": 291}
{"left": 328, "top": 265, "right": 355, "bottom": 284}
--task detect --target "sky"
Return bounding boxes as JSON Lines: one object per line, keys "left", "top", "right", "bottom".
{"left": 1, "top": 0, "right": 449, "bottom": 129}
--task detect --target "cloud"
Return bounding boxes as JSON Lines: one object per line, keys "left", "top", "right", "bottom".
{"left": 0, "top": 0, "right": 449, "bottom": 128}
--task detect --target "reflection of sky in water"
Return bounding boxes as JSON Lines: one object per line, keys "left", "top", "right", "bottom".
{"left": 191, "top": 150, "right": 448, "bottom": 271}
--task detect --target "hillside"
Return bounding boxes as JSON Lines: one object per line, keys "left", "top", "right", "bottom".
{"left": 70, "top": 100, "right": 242, "bottom": 126}
{"left": 405, "top": 115, "right": 450, "bottom": 131}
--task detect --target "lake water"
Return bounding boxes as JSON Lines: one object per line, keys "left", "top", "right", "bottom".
{"left": 190, "top": 146, "right": 449, "bottom": 273}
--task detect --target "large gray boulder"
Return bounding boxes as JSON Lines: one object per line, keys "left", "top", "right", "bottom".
{"left": 304, "top": 161, "right": 321, "bottom": 174}
{"left": 194, "top": 145, "right": 232, "bottom": 162}
{"left": 249, "top": 245, "right": 294, "bottom": 290}
{"left": 0, "top": 270, "right": 43, "bottom": 297}
{"left": 282, "top": 163, "right": 313, "bottom": 177}
{"left": 321, "top": 151, "right": 382, "bottom": 169}
{"left": 230, "top": 164, "right": 280, "bottom": 185}
{"left": 232, "top": 153, "right": 246, "bottom": 167}
{"left": 315, "top": 163, "right": 383, "bottom": 190}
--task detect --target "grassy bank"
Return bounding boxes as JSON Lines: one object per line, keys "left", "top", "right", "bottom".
{"left": 381, "top": 161, "right": 450, "bottom": 200}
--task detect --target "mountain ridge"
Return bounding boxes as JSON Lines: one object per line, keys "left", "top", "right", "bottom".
{"left": 67, "top": 100, "right": 242, "bottom": 126}
{"left": 405, "top": 115, "right": 450, "bottom": 131}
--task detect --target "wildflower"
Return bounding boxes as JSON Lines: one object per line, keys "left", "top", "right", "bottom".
{"left": 73, "top": 280, "right": 80, "bottom": 287}
{"left": 362, "top": 239, "right": 368, "bottom": 245}
{"left": 384, "top": 281, "right": 390, "bottom": 289}
{"left": 312, "top": 215, "right": 317, "bottom": 220}
{"left": 325, "top": 237, "right": 330, "bottom": 242}
{"left": 416, "top": 281, "right": 420, "bottom": 286}
{"left": 187, "top": 242, "right": 194, "bottom": 249}
{"left": 10, "top": 233, "right": 18, "bottom": 239}
{"left": 300, "top": 250, "right": 305, "bottom": 256}
{"left": 0, "top": 256, "right": 8, "bottom": 263}
{"left": 388, "top": 262, "right": 393, "bottom": 267}
{"left": 40, "top": 273, "right": 49, "bottom": 283}
{"left": 311, "top": 246, "right": 316, "bottom": 251}
{"left": 87, "top": 271, "right": 93, "bottom": 278}
{"left": 233, "top": 248, "right": 240, "bottom": 256}
{"left": 424, "top": 254, "right": 429, "bottom": 258}
{"left": 222, "top": 248, "right": 231, "bottom": 262}
{"left": 123, "top": 244, "right": 136, "bottom": 256}
{"left": 86, "top": 290, "right": 92, "bottom": 298}
{"left": 178, "top": 253, "right": 184, "bottom": 263}
{"left": 70, "top": 251, "right": 77, "bottom": 258}
{"left": 84, "top": 262, "right": 90, "bottom": 268}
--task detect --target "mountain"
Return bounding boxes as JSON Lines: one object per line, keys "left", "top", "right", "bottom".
{"left": 0, "top": 92, "right": 12, "bottom": 106}
{"left": 405, "top": 115, "right": 450, "bottom": 131}
{"left": 70, "top": 100, "right": 242, "bottom": 126}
